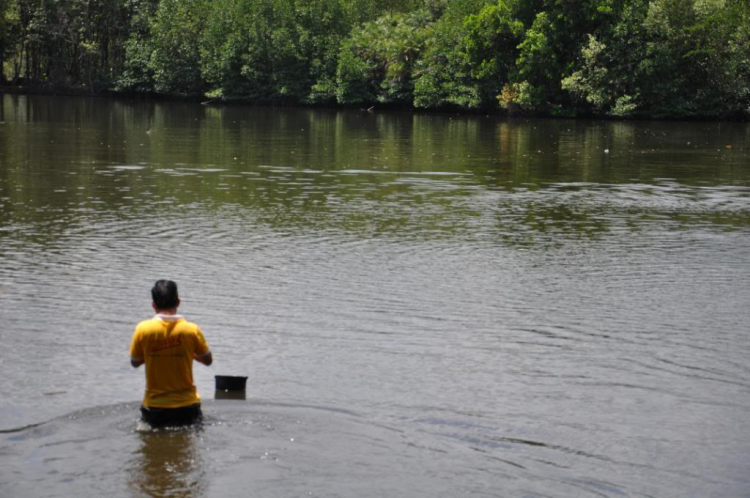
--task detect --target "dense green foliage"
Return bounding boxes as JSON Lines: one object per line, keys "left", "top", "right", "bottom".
{"left": 2, "top": 0, "right": 749, "bottom": 118}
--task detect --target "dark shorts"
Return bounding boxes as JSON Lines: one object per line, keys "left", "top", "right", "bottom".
{"left": 140, "top": 403, "right": 203, "bottom": 427}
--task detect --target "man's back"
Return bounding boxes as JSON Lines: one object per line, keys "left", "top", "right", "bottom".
{"left": 130, "top": 314, "right": 210, "bottom": 408}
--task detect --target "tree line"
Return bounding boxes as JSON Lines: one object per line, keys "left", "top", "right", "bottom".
{"left": 1, "top": 0, "right": 749, "bottom": 118}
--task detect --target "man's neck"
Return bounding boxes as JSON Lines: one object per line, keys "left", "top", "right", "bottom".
{"left": 154, "top": 311, "right": 183, "bottom": 322}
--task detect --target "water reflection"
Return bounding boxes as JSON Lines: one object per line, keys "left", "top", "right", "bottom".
{"left": 215, "top": 390, "right": 247, "bottom": 400}
{"left": 1, "top": 94, "right": 747, "bottom": 243}
{"left": 129, "top": 427, "right": 206, "bottom": 498}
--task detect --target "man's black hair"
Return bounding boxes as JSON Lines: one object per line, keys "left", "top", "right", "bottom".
{"left": 152, "top": 280, "right": 179, "bottom": 310}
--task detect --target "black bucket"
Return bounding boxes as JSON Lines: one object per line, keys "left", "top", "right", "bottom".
{"left": 215, "top": 375, "right": 248, "bottom": 391}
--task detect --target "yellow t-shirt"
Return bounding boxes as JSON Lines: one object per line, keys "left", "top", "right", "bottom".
{"left": 129, "top": 315, "right": 210, "bottom": 408}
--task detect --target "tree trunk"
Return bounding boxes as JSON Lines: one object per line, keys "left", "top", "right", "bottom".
{"left": 0, "top": 48, "right": 6, "bottom": 84}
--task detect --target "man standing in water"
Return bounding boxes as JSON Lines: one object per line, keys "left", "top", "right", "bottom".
{"left": 130, "top": 280, "right": 213, "bottom": 426}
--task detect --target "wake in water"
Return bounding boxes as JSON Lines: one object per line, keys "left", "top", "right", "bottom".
{"left": 0, "top": 400, "right": 501, "bottom": 498}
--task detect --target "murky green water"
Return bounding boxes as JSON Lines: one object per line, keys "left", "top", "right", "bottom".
{"left": 1, "top": 95, "right": 749, "bottom": 497}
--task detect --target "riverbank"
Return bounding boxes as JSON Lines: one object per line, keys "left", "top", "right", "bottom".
{"left": 0, "top": 84, "right": 462, "bottom": 112}
{"left": 2, "top": 84, "right": 747, "bottom": 122}
{"left": 2, "top": 0, "right": 749, "bottom": 123}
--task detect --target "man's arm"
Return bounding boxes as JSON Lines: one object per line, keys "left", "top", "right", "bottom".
{"left": 130, "top": 328, "right": 144, "bottom": 368}
{"left": 194, "top": 351, "right": 213, "bottom": 366}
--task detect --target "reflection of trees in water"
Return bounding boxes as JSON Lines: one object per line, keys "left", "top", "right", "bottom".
{"left": 3, "top": 96, "right": 749, "bottom": 245}
{"left": 129, "top": 428, "right": 206, "bottom": 498}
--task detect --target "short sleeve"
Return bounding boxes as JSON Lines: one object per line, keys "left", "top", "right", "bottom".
{"left": 194, "top": 327, "right": 209, "bottom": 356}
{"left": 129, "top": 328, "right": 144, "bottom": 360}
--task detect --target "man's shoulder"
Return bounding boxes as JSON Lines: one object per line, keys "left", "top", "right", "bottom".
{"left": 135, "top": 316, "right": 202, "bottom": 336}
{"left": 134, "top": 317, "right": 167, "bottom": 336}
{"left": 175, "top": 319, "right": 201, "bottom": 333}
{"left": 136, "top": 317, "right": 160, "bottom": 329}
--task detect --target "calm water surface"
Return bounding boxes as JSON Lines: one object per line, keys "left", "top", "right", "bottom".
{"left": 0, "top": 95, "right": 749, "bottom": 497}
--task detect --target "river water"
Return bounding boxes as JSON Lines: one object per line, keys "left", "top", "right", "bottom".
{"left": 0, "top": 94, "right": 748, "bottom": 497}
